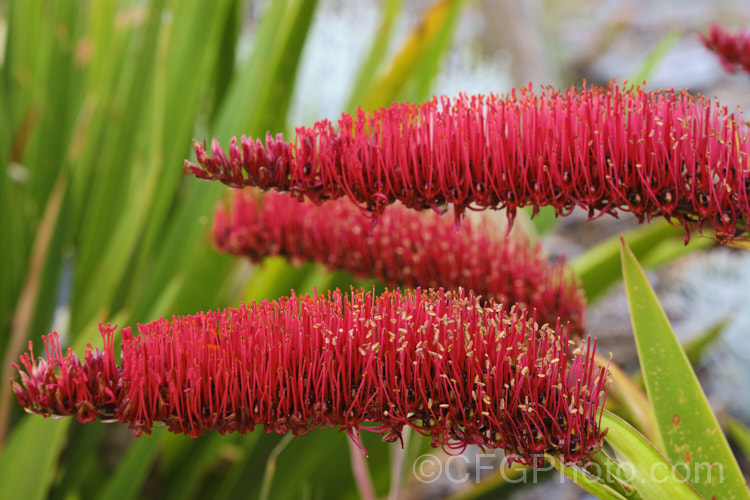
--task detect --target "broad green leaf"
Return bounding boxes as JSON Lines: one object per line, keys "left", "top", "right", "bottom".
{"left": 638, "top": 234, "right": 713, "bottom": 269}
{"left": 256, "top": 431, "right": 365, "bottom": 500}
{"left": 166, "top": 232, "right": 238, "bottom": 316}
{"left": 0, "top": 65, "right": 18, "bottom": 340}
{"left": 0, "top": 0, "right": 45, "bottom": 359}
{"left": 243, "top": 258, "right": 317, "bottom": 303}
{"left": 599, "top": 411, "right": 703, "bottom": 499}
{"left": 126, "top": 0, "right": 234, "bottom": 321}
{"left": 68, "top": 4, "right": 133, "bottom": 229}
{"left": 49, "top": 425, "right": 104, "bottom": 500}
{"left": 85, "top": 0, "right": 117, "bottom": 89}
{"left": 26, "top": 177, "right": 70, "bottom": 347}
{"left": 144, "top": 0, "right": 319, "bottom": 319}
{"left": 0, "top": 417, "right": 70, "bottom": 500}
{"left": 621, "top": 239, "right": 749, "bottom": 499}
{"left": 295, "top": 263, "right": 343, "bottom": 296}
{"left": 205, "top": 431, "right": 390, "bottom": 500}
{"left": 253, "top": 0, "right": 319, "bottom": 136}
{"left": 129, "top": 181, "right": 232, "bottom": 319}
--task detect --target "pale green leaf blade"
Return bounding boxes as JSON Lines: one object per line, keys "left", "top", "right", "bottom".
{"left": 620, "top": 238, "right": 749, "bottom": 499}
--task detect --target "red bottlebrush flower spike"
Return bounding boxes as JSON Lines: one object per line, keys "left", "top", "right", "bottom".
{"left": 185, "top": 81, "right": 750, "bottom": 243}
{"left": 214, "top": 189, "right": 586, "bottom": 336}
{"left": 12, "top": 288, "right": 609, "bottom": 467}
{"left": 701, "top": 23, "right": 750, "bottom": 75}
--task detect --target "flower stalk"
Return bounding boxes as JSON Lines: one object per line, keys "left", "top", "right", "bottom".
{"left": 12, "top": 288, "right": 609, "bottom": 466}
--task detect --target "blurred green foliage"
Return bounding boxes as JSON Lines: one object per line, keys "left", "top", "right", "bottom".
{"left": 0, "top": 0, "right": 464, "bottom": 498}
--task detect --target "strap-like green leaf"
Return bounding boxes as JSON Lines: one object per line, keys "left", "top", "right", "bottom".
{"left": 620, "top": 238, "right": 749, "bottom": 499}
{"left": 549, "top": 453, "right": 629, "bottom": 500}
{"left": 0, "top": 417, "right": 70, "bottom": 500}
{"left": 600, "top": 411, "right": 703, "bottom": 499}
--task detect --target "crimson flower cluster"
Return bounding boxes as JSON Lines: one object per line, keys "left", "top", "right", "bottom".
{"left": 185, "top": 81, "right": 750, "bottom": 242}
{"left": 701, "top": 23, "right": 750, "bottom": 75}
{"left": 215, "top": 189, "right": 585, "bottom": 336}
{"left": 13, "top": 288, "right": 608, "bottom": 466}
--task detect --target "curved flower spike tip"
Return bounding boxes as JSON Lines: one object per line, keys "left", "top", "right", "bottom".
{"left": 185, "top": 80, "right": 750, "bottom": 243}
{"left": 12, "top": 288, "right": 609, "bottom": 467}
{"left": 700, "top": 23, "right": 750, "bottom": 75}
{"left": 214, "top": 189, "right": 586, "bottom": 337}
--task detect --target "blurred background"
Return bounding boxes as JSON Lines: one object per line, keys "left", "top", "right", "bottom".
{"left": 1, "top": 0, "right": 749, "bottom": 498}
